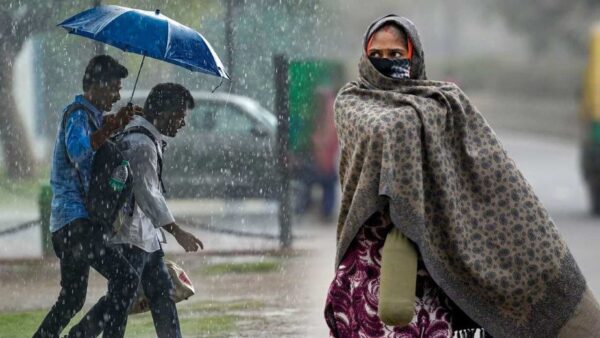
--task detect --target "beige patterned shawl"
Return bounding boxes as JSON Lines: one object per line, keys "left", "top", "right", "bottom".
{"left": 334, "top": 15, "right": 599, "bottom": 338}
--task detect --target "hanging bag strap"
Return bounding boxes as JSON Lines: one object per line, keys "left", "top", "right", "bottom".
{"left": 118, "top": 125, "right": 167, "bottom": 221}
{"left": 119, "top": 125, "right": 166, "bottom": 193}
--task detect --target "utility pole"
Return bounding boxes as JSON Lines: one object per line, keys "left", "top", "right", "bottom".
{"left": 274, "top": 54, "right": 292, "bottom": 249}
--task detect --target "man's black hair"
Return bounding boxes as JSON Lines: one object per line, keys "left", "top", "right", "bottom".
{"left": 144, "top": 83, "right": 195, "bottom": 119}
{"left": 82, "top": 55, "right": 128, "bottom": 91}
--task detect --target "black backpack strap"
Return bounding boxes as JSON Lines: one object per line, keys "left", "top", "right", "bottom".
{"left": 61, "top": 103, "right": 98, "bottom": 199}
{"left": 119, "top": 125, "right": 168, "bottom": 218}
{"left": 119, "top": 125, "right": 167, "bottom": 194}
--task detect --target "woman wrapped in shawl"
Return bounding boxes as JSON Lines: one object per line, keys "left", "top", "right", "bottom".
{"left": 325, "top": 14, "right": 600, "bottom": 338}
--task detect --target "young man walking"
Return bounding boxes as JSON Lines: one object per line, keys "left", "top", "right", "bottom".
{"left": 34, "top": 55, "right": 140, "bottom": 338}
{"left": 111, "top": 83, "right": 203, "bottom": 338}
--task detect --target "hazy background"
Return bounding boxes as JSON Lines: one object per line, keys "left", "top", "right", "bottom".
{"left": 2, "top": 1, "right": 600, "bottom": 336}
{"left": 3, "top": 0, "right": 597, "bottom": 175}
{"left": 0, "top": 0, "right": 598, "bottom": 254}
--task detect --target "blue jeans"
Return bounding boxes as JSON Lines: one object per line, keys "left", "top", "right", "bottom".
{"left": 117, "top": 244, "right": 182, "bottom": 338}
{"left": 33, "top": 218, "right": 139, "bottom": 338}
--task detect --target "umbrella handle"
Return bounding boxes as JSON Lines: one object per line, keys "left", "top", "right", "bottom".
{"left": 129, "top": 54, "right": 146, "bottom": 105}
{"left": 211, "top": 77, "right": 225, "bottom": 93}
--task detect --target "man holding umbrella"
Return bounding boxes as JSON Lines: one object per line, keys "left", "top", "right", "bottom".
{"left": 34, "top": 5, "right": 230, "bottom": 337}
{"left": 34, "top": 55, "right": 141, "bottom": 338}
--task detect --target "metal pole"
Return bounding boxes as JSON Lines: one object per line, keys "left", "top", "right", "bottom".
{"left": 92, "top": 0, "right": 105, "bottom": 55}
{"left": 129, "top": 55, "right": 146, "bottom": 104}
{"left": 224, "top": 0, "right": 235, "bottom": 85}
{"left": 274, "top": 54, "right": 292, "bottom": 249}
{"left": 39, "top": 185, "right": 53, "bottom": 258}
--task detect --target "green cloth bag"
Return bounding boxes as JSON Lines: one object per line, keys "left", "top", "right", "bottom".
{"left": 378, "top": 227, "right": 418, "bottom": 326}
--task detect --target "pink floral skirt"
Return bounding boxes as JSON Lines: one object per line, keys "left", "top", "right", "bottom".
{"left": 325, "top": 212, "right": 484, "bottom": 338}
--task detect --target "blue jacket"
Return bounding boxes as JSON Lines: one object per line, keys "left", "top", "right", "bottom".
{"left": 49, "top": 95, "right": 103, "bottom": 232}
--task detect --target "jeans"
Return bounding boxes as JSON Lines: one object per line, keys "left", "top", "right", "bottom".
{"left": 117, "top": 244, "right": 181, "bottom": 338}
{"left": 33, "top": 219, "right": 139, "bottom": 338}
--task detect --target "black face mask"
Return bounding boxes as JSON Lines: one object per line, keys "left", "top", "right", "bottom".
{"left": 369, "top": 57, "right": 411, "bottom": 79}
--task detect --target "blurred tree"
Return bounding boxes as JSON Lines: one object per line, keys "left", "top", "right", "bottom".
{"left": 492, "top": 0, "right": 600, "bottom": 54}
{"left": 0, "top": 1, "right": 59, "bottom": 179}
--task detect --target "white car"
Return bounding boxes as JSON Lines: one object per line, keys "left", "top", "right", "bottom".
{"left": 116, "top": 90, "right": 279, "bottom": 199}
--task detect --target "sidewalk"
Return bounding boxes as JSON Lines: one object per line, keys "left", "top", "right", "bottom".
{"left": 0, "top": 199, "right": 292, "bottom": 259}
{"left": 0, "top": 200, "right": 337, "bottom": 337}
{"left": 168, "top": 199, "right": 336, "bottom": 337}
{"left": 0, "top": 198, "right": 337, "bottom": 261}
{"left": 0, "top": 202, "right": 39, "bottom": 258}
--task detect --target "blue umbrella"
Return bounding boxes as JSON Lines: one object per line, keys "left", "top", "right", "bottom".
{"left": 59, "top": 5, "right": 229, "bottom": 102}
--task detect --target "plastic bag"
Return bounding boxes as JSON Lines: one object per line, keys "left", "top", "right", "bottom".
{"left": 378, "top": 227, "right": 418, "bottom": 326}
{"left": 129, "top": 259, "right": 195, "bottom": 314}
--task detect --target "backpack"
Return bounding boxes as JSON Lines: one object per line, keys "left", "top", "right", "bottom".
{"left": 62, "top": 103, "right": 134, "bottom": 235}
{"left": 117, "top": 125, "right": 167, "bottom": 216}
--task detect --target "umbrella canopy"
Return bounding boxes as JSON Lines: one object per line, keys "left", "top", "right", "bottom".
{"left": 59, "top": 5, "right": 229, "bottom": 79}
